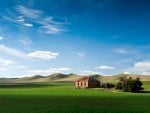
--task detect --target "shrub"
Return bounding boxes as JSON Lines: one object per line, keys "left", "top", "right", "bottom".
{"left": 116, "top": 77, "right": 143, "bottom": 92}
{"left": 116, "top": 82, "right": 123, "bottom": 89}
{"left": 100, "top": 83, "right": 115, "bottom": 88}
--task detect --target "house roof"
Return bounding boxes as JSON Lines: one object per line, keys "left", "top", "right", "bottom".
{"left": 76, "top": 76, "right": 98, "bottom": 82}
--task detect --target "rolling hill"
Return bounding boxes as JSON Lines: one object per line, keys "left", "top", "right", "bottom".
{"left": 0, "top": 73, "right": 150, "bottom": 83}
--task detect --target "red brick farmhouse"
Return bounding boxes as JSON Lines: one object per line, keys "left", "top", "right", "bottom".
{"left": 75, "top": 76, "right": 100, "bottom": 88}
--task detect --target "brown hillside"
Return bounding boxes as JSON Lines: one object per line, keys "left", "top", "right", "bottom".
{"left": 0, "top": 73, "right": 149, "bottom": 83}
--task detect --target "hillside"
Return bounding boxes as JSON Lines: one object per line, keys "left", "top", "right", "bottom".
{"left": 100, "top": 74, "right": 150, "bottom": 83}
{"left": 0, "top": 73, "right": 150, "bottom": 83}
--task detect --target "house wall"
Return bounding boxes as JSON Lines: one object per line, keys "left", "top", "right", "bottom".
{"left": 75, "top": 81, "right": 100, "bottom": 88}
{"left": 75, "top": 81, "right": 88, "bottom": 88}
{"left": 87, "top": 81, "right": 100, "bottom": 88}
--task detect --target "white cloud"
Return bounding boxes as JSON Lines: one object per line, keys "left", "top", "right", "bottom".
{"left": 41, "top": 17, "right": 69, "bottom": 25}
{"left": 0, "top": 44, "right": 59, "bottom": 61}
{"left": 28, "top": 51, "right": 59, "bottom": 60}
{"left": 22, "top": 23, "right": 33, "bottom": 27}
{"left": 0, "top": 44, "right": 28, "bottom": 59}
{"left": 39, "top": 24, "right": 68, "bottom": 34}
{"left": 18, "top": 38, "right": 32, "bottom": 46}
{"left": 3, "top": 15, "right": 33, "bottom": 28}
{"left": 141, "top": 71, "right": 150, "bottom": 75}
{"left": 16, "top": 65, "right": 27, "bottom": 69}
{"left": 38, "top": 17, "right": 69, "bottom": 34}
{"left": 82, "top": 70, "right": 103, "bottom": 75}
{"left": 16, "top": 5, "right": 43, "bottom": 19}
{"left": 134, "top": 61, "right": 150, "bottom": 69}
{"left": 17, "top": 16, "right": 25, "bottom": 22}
{"left": 0, "top": 68, "right": 7, "bottom": 71}
{"left": 0, "top": 58, "right": 14, "bottom": 66}
{"left": 0, "top": 36, "right": 4, "bottom": 40}
{"left": 40, "top": 24, "right": 62, "bottom": 34}
{"left": 2, "top": 60, "right": 15, "bottom": 66}
{"left": 0, "top": 58, "right": 15, "bottom": 70}
{"left": 3, "top": 16, "right": 16, "bottom": 23}
{"left": 73, "top": 51, "right": 86, "bottom": 58}
{"left": 123, "top": 71, "right": 131, "bottom": 74}
{"left": 125, "top": 61, "right": 150, "bottom": 75}
{"left": 95, "top": 65, "right": 115, "bottom": 70}
{"left": 52, "top": 68, "right": 71, "bottom": 71}
{"left": 16, "top": 16, "right": 34, "bottom": 27}
{"left": 4, "top": 5, "right": 69, "bottom": 34}
{"left": 114, "top": 48, "right": 127, "bottom": 54}
{"left": 28, "top": 67, "right": 71, "bottom": 76}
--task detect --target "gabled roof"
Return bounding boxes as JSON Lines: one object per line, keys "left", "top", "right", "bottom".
{"left": 76, "top": 76, "right": 98, "bottom": 82}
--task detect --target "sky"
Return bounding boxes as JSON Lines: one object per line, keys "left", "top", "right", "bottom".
{"left": 0, "top": 0, "right": 150, "bottom": 77}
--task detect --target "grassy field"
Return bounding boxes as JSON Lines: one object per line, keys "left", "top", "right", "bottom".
{"left": 0, "top": 82, "right": 150, "bottom": 113}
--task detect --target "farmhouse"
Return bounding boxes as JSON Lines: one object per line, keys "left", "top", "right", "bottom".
{"left": 75, "top": 76, "right": 100, "bottom": 88}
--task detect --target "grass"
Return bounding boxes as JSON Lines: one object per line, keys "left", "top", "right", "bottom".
{"left": 0, "top": 82, "right": 150, "bottom": 113}
{"left": 143, "top": 81, "right": 150, "bottom": 90}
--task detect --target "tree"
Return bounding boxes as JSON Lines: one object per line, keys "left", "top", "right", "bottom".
{"left": 116, "top": 82, "right": 123, "bottom": 89}
{"left": 116, "top": 77, "right": 143, "bottom": 92}
{"left": 101, "top": 83, "right": 115, "bottom": 88}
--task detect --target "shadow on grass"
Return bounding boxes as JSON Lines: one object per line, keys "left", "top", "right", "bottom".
{"left": 139, "top": 90, "right": 150, "bottom": 93}
{"left": 0, "top": 95, "right": 149, "bottom": 113}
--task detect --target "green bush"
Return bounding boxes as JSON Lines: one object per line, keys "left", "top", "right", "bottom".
{"left": 116, "top": 77, "right": 143, "bottom": 92}
{"left": 101, "top": 83, "right": 115, "bottom": 88}
{"left": 116, "top": 82, "right": 123, "bottom": 89}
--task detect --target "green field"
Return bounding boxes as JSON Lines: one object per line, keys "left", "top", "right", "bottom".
{"left": 0, "top": 82, "right": 150, "bottom": 113}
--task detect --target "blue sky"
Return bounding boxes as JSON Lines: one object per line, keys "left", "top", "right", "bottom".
{"left": 0, "top": 0, "right": 150, "bottom": 77}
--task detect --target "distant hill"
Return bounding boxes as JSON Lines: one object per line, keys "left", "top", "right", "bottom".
{"left": 0, "top": 73, "right": 82, "bottom": 83}
{"left": 47, "top": 73, "right": 70, "bottom": 80}
{"left": 100, "top": 74, "right": 150, "bottom": 83}
{"left": 0, "top": 73, "right": 150, "bottom": 83}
